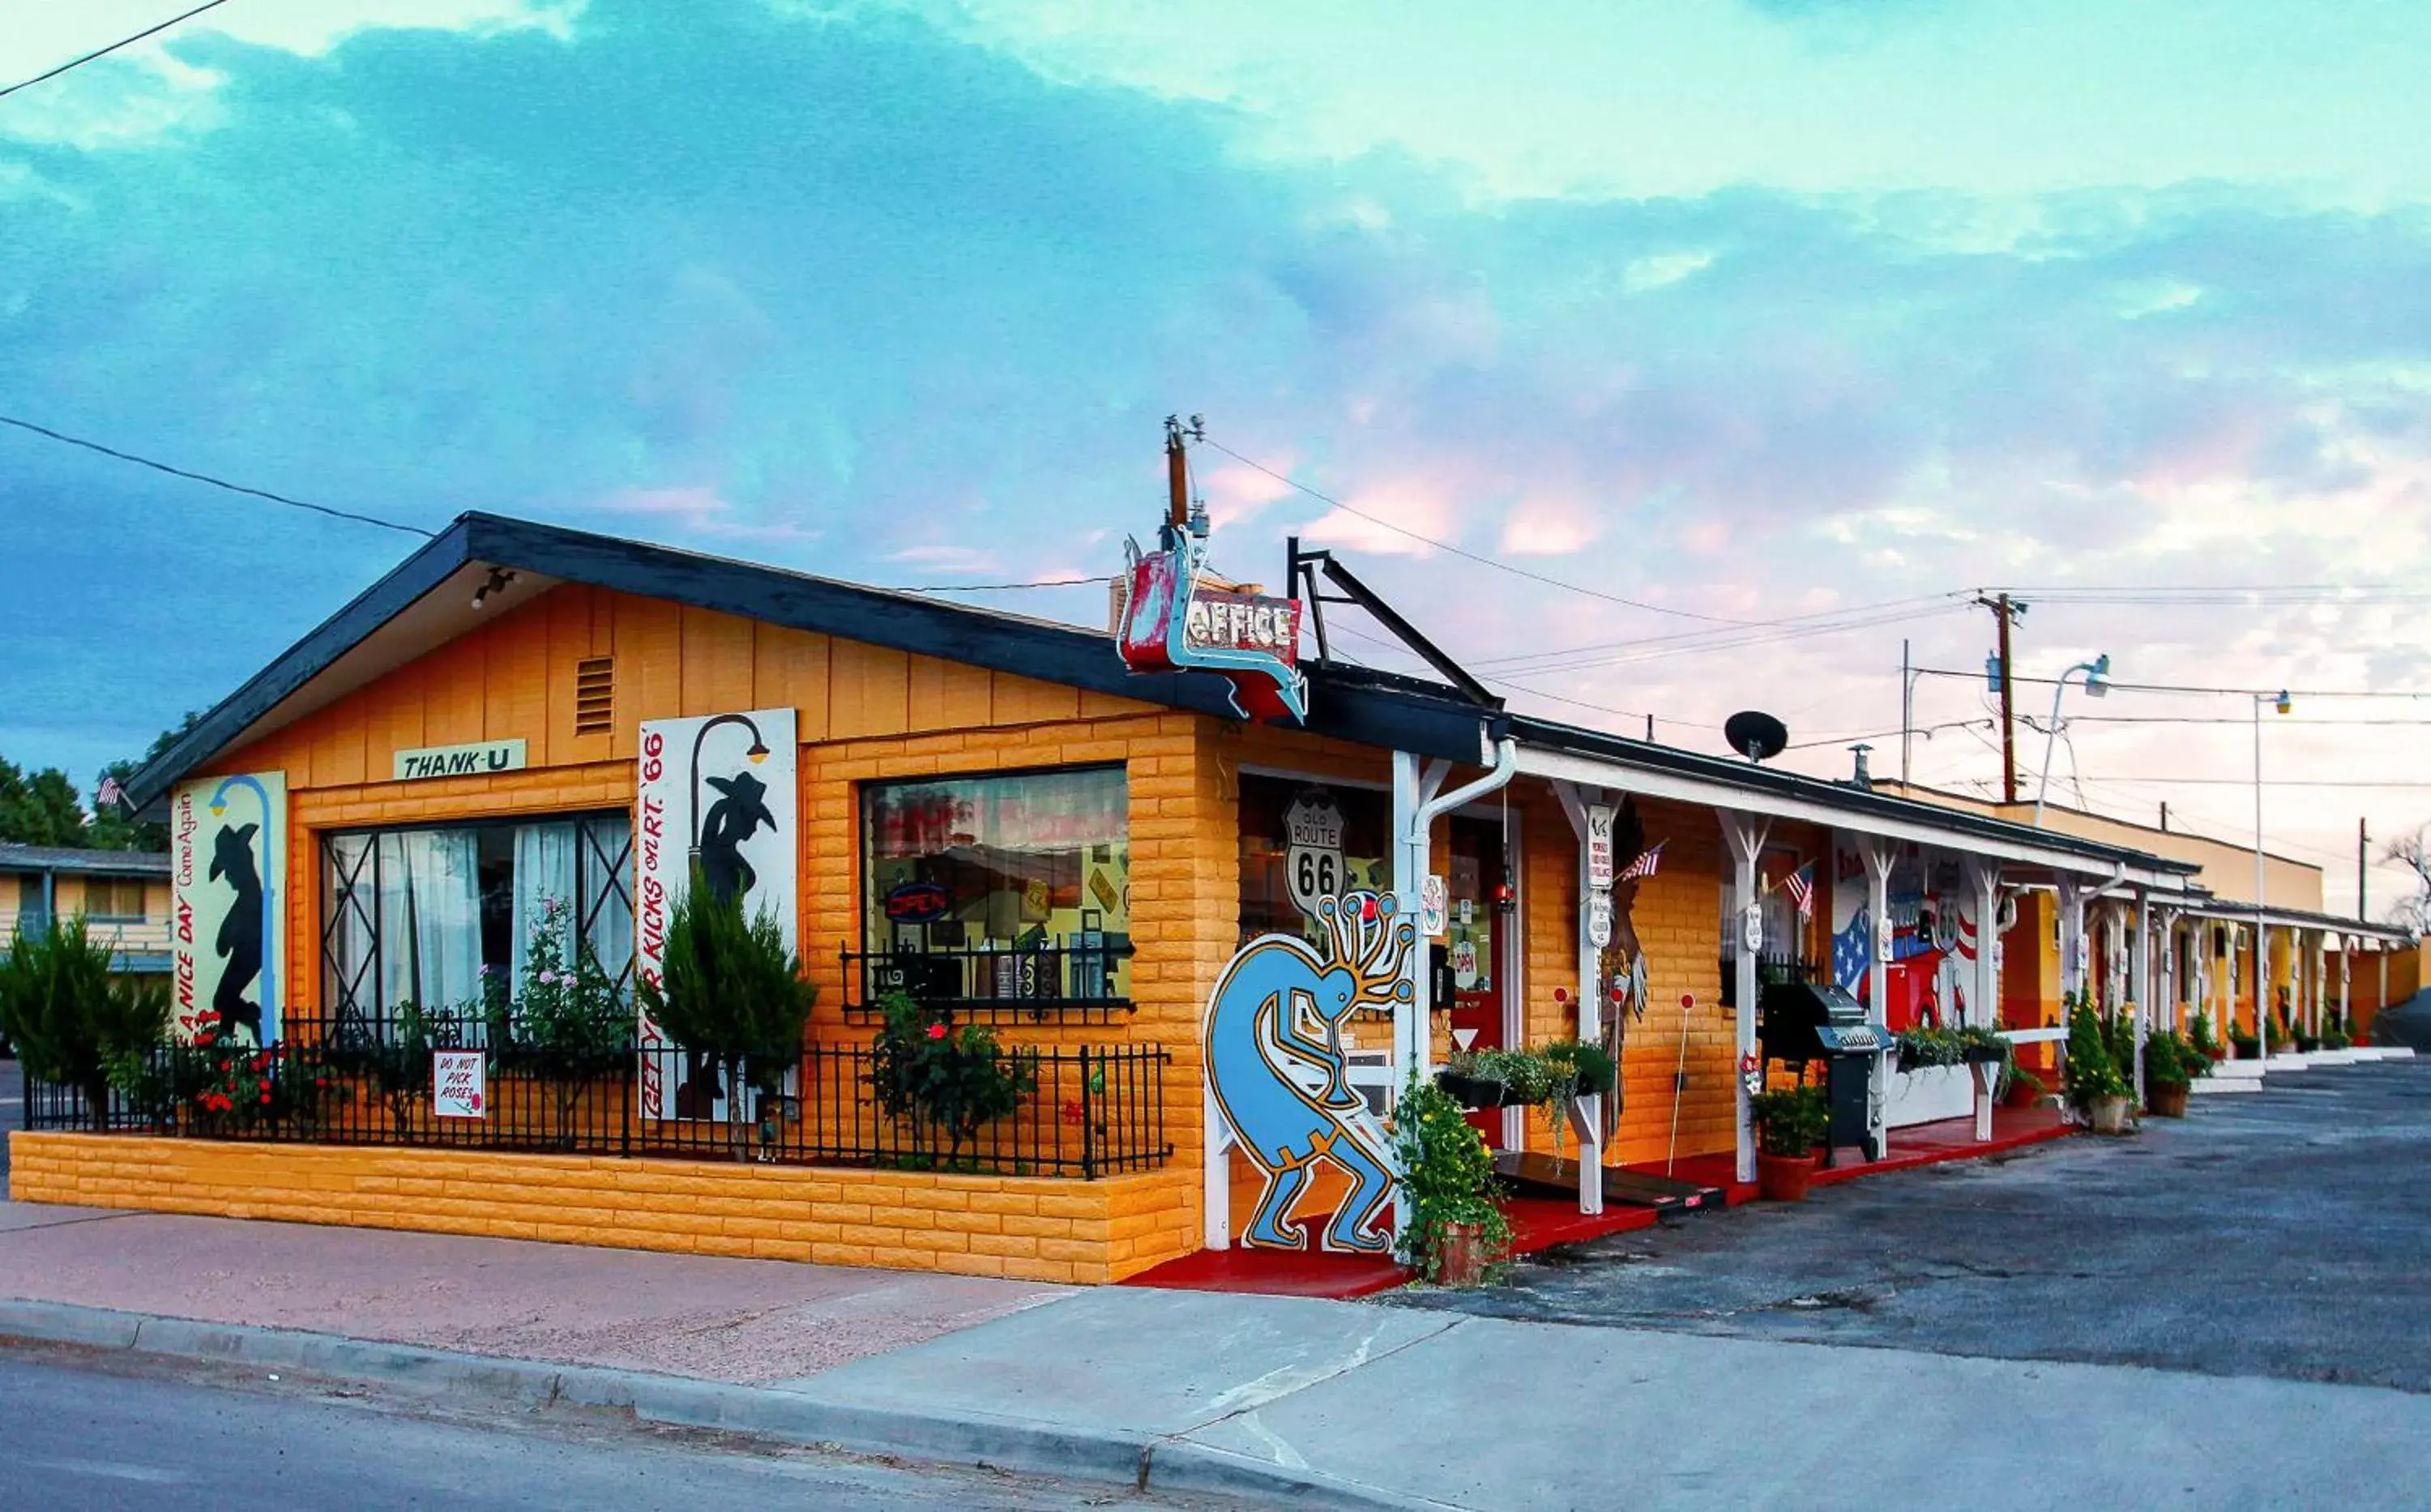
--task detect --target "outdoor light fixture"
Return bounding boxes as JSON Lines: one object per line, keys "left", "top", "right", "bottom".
{"left": 2032, "top": 652, "right": 2115, "bottom": 826}
{"left": 1493, "top": 880, "right": 1516, "bottom": 914}
{"left": 470, "top": 568, "right": 517, "bottom": 610}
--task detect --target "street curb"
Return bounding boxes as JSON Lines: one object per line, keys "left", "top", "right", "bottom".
{"left": 0, "top": 1297, "right": 1446, "bottom": 1510}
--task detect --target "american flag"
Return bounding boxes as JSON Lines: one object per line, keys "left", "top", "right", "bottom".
{"left": 1782, "top": 863, "right": 1815, "bottom": 919}
{"left": 96, "top": 775, "right": 126, "bottom": 809}
{"left": 1617, "top": 840, "right": 1664, "bottom": 882}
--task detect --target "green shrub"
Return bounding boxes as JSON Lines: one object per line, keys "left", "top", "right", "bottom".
{"left": 640, "top": 878, "right": 818, "bottom": 1155}
{"left": 869, "top": 992, "right": 1035, "bottom": 1168}
{"left": 1749, "top": 1083, "right": 1830, "bottom": 1157}
{"left": 2143, "top": 1029, "right": 2209, "bottom": 1090}
{"left": 2065, "top": 994, "right": 2130, "bottom": 1108}
{"left": 0, "top": 914, "right": 169, "bottom": 1130}
{"left": 1391, "top": 1074, "right": 1511, "bottom": 1283}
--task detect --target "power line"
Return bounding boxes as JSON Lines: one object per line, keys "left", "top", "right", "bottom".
{"left": 0, "top": 413, "right": 435, "bottom": 539}
{"left": 899, "top": 575, "right": 1112, "bottom": 592}
{"left": 1197, "top": 434, "right": 1750, "bottom": 625}
{"left": 1914, "top": 665, "right": 2431, "bottom": 700}
{"left": 0, "top": 0, "right": 232, "bottom": 100}
{"left": 1470, "top": 592, "right": 1969, "bottom": 671}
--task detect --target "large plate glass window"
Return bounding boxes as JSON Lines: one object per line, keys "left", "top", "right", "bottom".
{"left": 321, "top": 814, "right": 633, "bottom": 1045}
{"left": 1236, "top": 774, "right": 1390, "bottom": 950}
{"left": 861, "top": 767, "right": 1130, "bottom": 1009}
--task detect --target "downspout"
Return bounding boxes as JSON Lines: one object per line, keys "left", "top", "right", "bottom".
{"left": 1407, "top": 732, "right": 1519, "bottom": 849}
{"left": 1401, "top": 724, "right": 1519, "bottom": 1086}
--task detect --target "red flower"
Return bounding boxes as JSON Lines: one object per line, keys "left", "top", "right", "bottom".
{"left": 1061, "top": 1100, "right": 1084, "bottom": 1124}
{"left": 259, "top": 1091, "right": 272, "bottom": 1105}
{"left": 925, "top": 1022, "right": 948, "bottom": 1041}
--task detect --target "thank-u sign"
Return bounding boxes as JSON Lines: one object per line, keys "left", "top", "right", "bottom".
{"left": 393, "top": 739, "right": 529, "bottom": 782}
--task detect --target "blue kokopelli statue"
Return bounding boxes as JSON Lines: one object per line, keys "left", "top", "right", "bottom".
{"left": 1203, "top": 890, "right": 1416, "bottom": 1253}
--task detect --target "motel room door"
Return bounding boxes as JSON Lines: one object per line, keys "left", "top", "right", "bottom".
{"left": 1446, "top": 817, "right": 1508, "bottom": 1144}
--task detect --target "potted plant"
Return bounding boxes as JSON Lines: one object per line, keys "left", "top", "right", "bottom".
{"left": 1392, "top": 1074, "right": 1511, "bottom": 1285}
{"left": 2189, "top": 1011, "right": 2224, "bottom": 1062}
{"left": 2143, "top": 1028, "right": 2206, "bottom": 1117}
{"left": 1957, "top": 1024, "right": 2013, "bottom": 1066}
{"left": 2001, "top": 1066, "right": 2047, "bottom": 1109}
{"left": 2064, "top": 995, "right": 2134, "bottom": 1134}
{"left": 1748, "top": 1083, "right": 1831, "bottom": 1201}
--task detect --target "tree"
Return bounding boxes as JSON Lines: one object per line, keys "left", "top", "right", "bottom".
{"left": 2383, "top": 826, "right": 2431, "bottom": 935}
{"left": 0, "top": 914, "right": 171, "bottom": 1129}
{"left": 638, "top": 877, "right": 817, "bottom": 1158}
{"left": 88, "top": 711, "right": 207, "bottom": 852}
{"left": 0, "top": 757, "right": 89, "bottom": 848}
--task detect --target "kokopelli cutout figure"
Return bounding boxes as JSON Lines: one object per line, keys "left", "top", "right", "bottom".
{"left": 1203, "top": 890, "right": 1416, "bottom": 1253}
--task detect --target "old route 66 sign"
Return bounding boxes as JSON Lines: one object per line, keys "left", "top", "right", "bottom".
{"left": 1284, "top": 788, "right": 1347, "bottom": 922}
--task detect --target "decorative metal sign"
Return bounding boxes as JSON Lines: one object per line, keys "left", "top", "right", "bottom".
{"left": 1284, "top": 788, "right": 1346, "bottom": 921}
{"left": 1587, "top": 891, "right": 1613, "bottom": 949}
{"left": 1586, "top": 804, "right": 1616, "bottom": 891}
{"left": 1203, "top": 891, "right": 1414, "bottom": 1253}
{"left": 1115, "top": 518, "right": 1308, "bottom": 723}
{"left": 392, "top": 738, "right": 528, "bottom": 782}
{"left": 1421, "top": 873, "right": 1448, "bottom": 938}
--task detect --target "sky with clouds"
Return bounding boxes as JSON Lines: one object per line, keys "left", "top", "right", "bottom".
{"left": 4, "top": 0, "right": 2429, "bottom": 914}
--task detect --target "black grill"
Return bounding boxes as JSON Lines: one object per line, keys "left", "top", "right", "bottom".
{"left": 1758, "top": 980, "right": 1885, "bottom": 1164}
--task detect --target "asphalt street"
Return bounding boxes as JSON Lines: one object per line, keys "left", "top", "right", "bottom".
{"left": 1388, "top": 1039, "right": 2431, "bottom": 1395}
{"left": 0, "top": 1342, "right": 1233, "bottom": 1512}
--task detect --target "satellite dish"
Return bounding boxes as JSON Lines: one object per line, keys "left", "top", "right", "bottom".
{"left": 1724, "top": 710, "right": 1789, "bottom": 763}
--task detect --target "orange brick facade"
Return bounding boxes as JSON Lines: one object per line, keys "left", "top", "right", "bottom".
{"left": 10, "top": 576, "right": 1936, "bottom": 1276}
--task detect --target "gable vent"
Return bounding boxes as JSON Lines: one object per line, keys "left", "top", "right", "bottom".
{"left": 574, "top": 657, "right": 615, "bottom": 736}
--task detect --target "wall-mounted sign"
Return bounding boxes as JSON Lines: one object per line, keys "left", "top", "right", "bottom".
{"left": 883, "top": 881, "right": 952, "bottom": 924}
{"left": 1284, "top": 788, "right": 1346, "bottom": 920}
{"left": 1114, "top": 521, "right": 1308, "bottom": 724}
{"left": 1586, "top": 804, "right": 1616, "bottom": 891}
{"left": 393, "top": 739, "right": 528, "bottom": 782}
{"left": 170, "top": 771, "right": 287, "bottom": 1047}
{"left": 637, "top": 707, "right": 798, "bottom": 1122}
{"left": 1421, "top": 874, "right": 1448, "bottom": 938}
{"left": 433, "top": 1050, "right": 486, "bottom": 1118}
{"left": 1587, "top": 892, "right": 1613, "bottom": 950}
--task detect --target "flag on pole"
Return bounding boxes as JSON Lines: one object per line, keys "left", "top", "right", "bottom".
{"left": 1618, "top": 841, "right": 1664, "bottom": 882}
{"left": 1784, "top": 862, "right": 1816, "bottom": 919}
{"left": 96, "top": 775, "right": 126, "bottom": 809}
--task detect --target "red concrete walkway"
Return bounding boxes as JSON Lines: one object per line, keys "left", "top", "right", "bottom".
{"left": 1128, "top": 1105, "right": 2074, "bottom": 1301}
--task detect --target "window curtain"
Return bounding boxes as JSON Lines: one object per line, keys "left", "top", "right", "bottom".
{"left": 511, "top": 822, "right": 579, "bottom": 988}
{"left": 578, "top": 816, "right": 635, "bottom": 1002}
{"left": 376, "top": 830, "right": 482, "bottom": 1028}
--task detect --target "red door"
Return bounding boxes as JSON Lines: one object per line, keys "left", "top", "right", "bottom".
{"left": 1446, "top": 818, "right": 1507, "bottom": 1144}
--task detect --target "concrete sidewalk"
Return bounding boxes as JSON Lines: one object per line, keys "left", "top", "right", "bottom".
{"left": 7, "top": 1199, "right": 2431, "bottom": 1509}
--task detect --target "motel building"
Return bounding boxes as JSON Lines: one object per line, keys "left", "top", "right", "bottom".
{"left": 9, "top": 509, "right": 2410, "bottom": 1288}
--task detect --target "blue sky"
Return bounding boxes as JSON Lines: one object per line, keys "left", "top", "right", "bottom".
{"left": 4, "top": 0, "right": 2429, "bottom": 908}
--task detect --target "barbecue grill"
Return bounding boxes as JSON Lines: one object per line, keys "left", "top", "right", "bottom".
{"left": 1758, "top": 979, "right": 1885, "bottom": 1164}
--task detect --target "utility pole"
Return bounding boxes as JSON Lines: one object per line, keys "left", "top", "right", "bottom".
{"left": 1974, "top": 593, "right": 2027, "bottom": 804}
{"left": 1900, "top": 639, "right": 1913, "bottom": 784}
{"left": 2359, "top": 818, "right": 2369, "bottom": 922}
{"left": 1164, "top": 414, "right": 1190, "bottom": 527}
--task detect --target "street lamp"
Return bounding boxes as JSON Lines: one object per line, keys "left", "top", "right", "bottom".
{"left": 2032, "top": 653, "right": 2111, "bottom": 827}
{"left": 2250, "top": 690, "right": 2291, "bottom": 1061}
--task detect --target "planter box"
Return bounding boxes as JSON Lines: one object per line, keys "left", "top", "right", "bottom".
{"left": 1436, "top": 1071, "right": 1520, "bottom": 1110}
{"left": 1886, "top": 1063, "right": 1976, "bottom": 1128}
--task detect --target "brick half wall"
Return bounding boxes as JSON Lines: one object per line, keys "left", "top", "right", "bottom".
{"left": 8, "top": 1134, "right": 1194, "bottom": 1285}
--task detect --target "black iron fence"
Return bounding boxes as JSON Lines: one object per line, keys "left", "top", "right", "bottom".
{"left": 839, "top": 935, "right": 1136, "bottom": 1024}
{"left": 23, "top": 1036, "right": 1172, "bottom": 1180}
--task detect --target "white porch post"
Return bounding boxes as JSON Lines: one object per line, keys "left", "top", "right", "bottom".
{"left": 2057, "top": 879, "right": 2087, "bottom": 1002}
{"left": 1720, "top": 810, "right": 1771, "bottom": 1185}
{"left": 2340, "top": 937, "right": 2352, "bottom": 1034}
{"left": 1964, "top": 857, "right": 2000, "bottom": 1031}
{"left": 1388, "top": 750, "right": 1451, "bottom": 1245}
{"left": 2129, "top": 890, "right": 2151, "bottom": 1102}
{"left": 1552, "top": 779, "right": 1604, "bottom": 1215}
{"left": 1863, "top": 837, "right": 1896, "bottom": 1156}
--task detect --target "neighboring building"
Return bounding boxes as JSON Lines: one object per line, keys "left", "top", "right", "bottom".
{"left": 16, "top": 513, "right": 2234, "bottom": 1282}
{"left": 1878, "top": 784, "right": 2418, "bottom": 1048}
{"left": 0, "top": 843, "right": 174, "bottom": 979}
